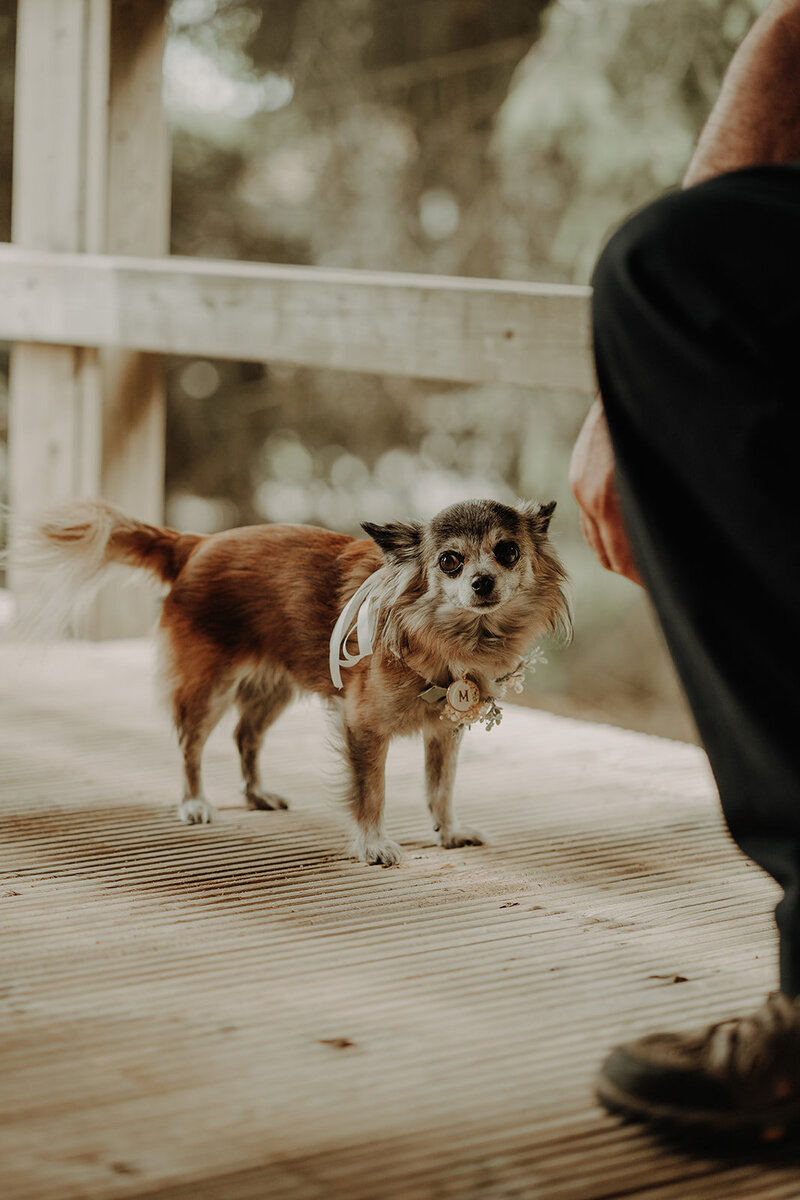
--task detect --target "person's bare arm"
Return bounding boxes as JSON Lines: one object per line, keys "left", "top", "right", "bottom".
{"left": 571, "top": 0, "right": 800, "bottom": 585}
{"left": 685, "top": 0, "right": 800, "bottom": 185}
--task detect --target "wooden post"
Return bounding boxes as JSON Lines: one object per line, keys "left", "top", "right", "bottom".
{"left": 8, "top": 0, "right": 109, "bottom": 531}
{"left": 94, "top": 0, "right": 171, "bottom": 637}
{"left": 8, "top": 0, "right": 170, "bottom": 637}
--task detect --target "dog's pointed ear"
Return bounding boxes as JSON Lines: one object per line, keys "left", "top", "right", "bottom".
{"left": 362, "top": 521, "right": 423, "bottom": 562}
{"left": 518, "top": 499, "right": 556, "bottom": 538}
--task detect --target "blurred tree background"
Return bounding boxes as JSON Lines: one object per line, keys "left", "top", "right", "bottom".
{"left": 0, "top": 0, "right": 770, "bottom": 737}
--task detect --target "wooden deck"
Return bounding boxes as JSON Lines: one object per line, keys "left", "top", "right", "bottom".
{"left": 2, "top": 639, "right": 799, "bottom": 1199}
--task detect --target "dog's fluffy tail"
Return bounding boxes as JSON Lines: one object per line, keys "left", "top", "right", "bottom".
{"left": 9, "top": 498, "right": 203, "bottom": 636}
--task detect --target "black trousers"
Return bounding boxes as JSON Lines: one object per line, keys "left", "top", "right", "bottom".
{"left": 592, "top": 164, "right": 800, "bottom": 996}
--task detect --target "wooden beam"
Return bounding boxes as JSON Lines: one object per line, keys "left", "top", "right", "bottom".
{"left": 0, "top": 246, "right": 594, "bottom": 392}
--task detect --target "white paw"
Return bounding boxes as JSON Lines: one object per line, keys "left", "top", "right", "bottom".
{"left": 352, "top": 833, "right": 403, "bottom": 866}
{"left": 437, "top": 826, "right": 485, "bottom": 849}
{"left": 178, "top": 797, "right": 217, "bottom": 825}
{"left": 244, "top": 786, "right": 289, "bottom": 811}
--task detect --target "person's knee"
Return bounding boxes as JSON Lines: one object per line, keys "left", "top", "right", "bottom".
{"left": 592, "top": 173, "right": 771, "bottom": 334}
{"left": 592, "top": 189, "right": 696, "bottom": 326}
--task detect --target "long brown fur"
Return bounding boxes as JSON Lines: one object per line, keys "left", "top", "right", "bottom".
{"left": 24, "top": 496, "right": 571, "bottom": 864}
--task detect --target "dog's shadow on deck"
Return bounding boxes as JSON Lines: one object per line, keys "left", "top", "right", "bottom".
{"left": 0, "top": 790, "right": 717, "bottom": 893}
{"left": 0, "top": 787, "right": 752, "bottom": 955}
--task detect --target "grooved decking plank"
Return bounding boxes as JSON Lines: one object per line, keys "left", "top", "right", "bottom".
{"left": 0, "top": 640, "right": 794, "bottom": 1200}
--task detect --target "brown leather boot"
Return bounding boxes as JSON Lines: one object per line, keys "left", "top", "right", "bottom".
{"left": 597, "top": 993, "right": 800, "bottom": 1137}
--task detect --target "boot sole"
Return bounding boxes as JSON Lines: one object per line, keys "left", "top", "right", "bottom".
{"left": 596, "top": 1074, "right": 800, "bottom": 1140}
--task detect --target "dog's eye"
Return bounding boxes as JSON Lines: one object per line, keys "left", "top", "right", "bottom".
{"left": 438, "top": 551, "right": 463, "bottom": 576}
{"left": 494, "top": 541, "right": 520, "bottom": 567}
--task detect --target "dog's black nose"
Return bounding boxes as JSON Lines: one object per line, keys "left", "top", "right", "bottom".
{"left": 471, "top": 574, "right": 495, "bottom": 597}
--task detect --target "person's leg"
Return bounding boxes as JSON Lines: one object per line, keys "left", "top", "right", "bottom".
{"left": 591, "top": 163, "right": 800, "bottom": 1131}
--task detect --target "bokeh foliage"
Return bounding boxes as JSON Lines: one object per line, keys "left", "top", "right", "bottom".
{"left": 0, "top": 0, "right": 768, "bottom": 736}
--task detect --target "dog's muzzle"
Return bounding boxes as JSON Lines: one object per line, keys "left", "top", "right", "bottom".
{"left": 471, "top": 574, "right": 495, "bottom": 598}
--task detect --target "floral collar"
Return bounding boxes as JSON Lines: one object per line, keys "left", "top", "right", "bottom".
{"left": 419, "top": 647, "right": 548, "bottom": 733}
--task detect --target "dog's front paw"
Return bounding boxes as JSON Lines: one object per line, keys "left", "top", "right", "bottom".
{"left": 437, "top": 825, "right": 486, "bottom": 849}
{"left": 178, "top": 797, "right": 218, "bottom": 825}
{"left": 244, "top": 786, "right": 290, "bottom": 812}
{"left": 352, "top": 833, "right": 403, "bottom": 867}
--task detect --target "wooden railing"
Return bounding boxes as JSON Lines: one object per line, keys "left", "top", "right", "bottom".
{"left": 0, "top": 246, "right": 592, "bottom": 389}
{"left": 3, "top": 0, "right": 594, "bottom": 636}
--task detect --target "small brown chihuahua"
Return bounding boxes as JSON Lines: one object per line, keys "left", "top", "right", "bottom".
{"left": 24, "top": 497, "right": 571, "bottom": 864}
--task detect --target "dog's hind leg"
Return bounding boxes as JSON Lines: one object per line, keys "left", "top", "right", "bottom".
{"left": 424, "top": 721, "right": 485, "bottom": 849}
{"left": 234, "top": 673, "right": 294, "bottom": 811}
{"left": 172, "top": 671, "right": 238, "bottom": 825}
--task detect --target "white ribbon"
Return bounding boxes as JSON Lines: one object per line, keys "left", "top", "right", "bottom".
{"left": 329, "top": 571, "right": 382, "bottom": 689}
